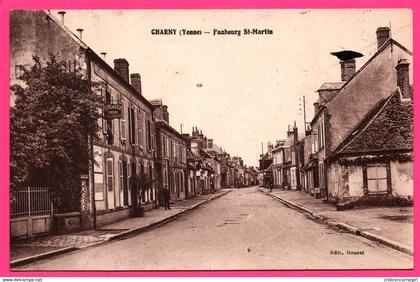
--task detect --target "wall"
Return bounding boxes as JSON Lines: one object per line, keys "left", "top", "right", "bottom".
{"left": 10, "top": 11, "right": 87, "bottom": 91}
{"left": 328, "top": 42, "right": 413, "bottom": 152}
{"left": 391, "top": 160, "right": 413, "bottom": 198}
{"left": 347, "top": 165, "right": 364, "bottom": 197}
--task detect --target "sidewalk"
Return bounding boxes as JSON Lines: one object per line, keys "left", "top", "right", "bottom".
{"left": 10, "top": 189, "right": 232, "bottom": 267}
{"left": 259, "top": 187, "right": 413, "bottom": 255}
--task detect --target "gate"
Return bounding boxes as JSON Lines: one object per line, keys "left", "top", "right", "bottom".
{"left": 10, "top": 186, "right": 53, "bottom": 239}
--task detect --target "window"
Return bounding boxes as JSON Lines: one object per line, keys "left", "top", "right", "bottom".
{"left": 106, "top": 159, "right": 114, "bottom": 192}
{"left": 162, "top": 136, "right": 166, "bottom": 157}
{"left": 118, "top": 160, "right": 123, "bottom": 207}
{"left": 128, "top": 107, "right": 136, "bottom": 145}
{"left": 137, "top": 110, "right": 143, "bottom": 147}
{"left": 366, "top": 164, "right": 388, "bottom": 193}
{"left": 120, "top": 100, "right": 126, "bottom": 141}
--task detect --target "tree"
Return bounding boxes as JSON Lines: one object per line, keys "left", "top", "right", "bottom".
{"left": 10, "top": 55, "right": 102, "bottom": 213}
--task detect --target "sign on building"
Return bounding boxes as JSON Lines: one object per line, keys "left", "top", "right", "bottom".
{"left": 103, "top": 103, "right": 122, "bottom": 120}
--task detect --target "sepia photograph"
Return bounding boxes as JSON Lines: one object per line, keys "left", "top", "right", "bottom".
{"left": 8, "top": 9, "right": 414, "bottom": 271}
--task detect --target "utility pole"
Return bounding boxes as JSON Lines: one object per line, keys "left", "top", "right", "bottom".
{"left": 300, "top": 95, "right": 307, "bottom": 132}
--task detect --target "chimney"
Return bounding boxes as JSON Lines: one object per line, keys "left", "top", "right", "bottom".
{"left": 396, "top": 59, "right": 411, "bottom": 99}
{"left": 76, "top": 28, "right": 84, "bottom": 40}
{"left": 100, "top": 52, "right": 107, "bottom": 59}
{"left": 162, "top": 105, "right": 169, "bottom": 123}
{"left": 314, "top": 101, "right": 320, "bottom": 113}
{"left": 58, "top": 11, "right": 66, "bottom": 25}
{"left": 331, "top": 50, "right": 363, "bottom": 81}
{"left": 376, "top": 27, "right": 391, "bottom": 49}
{"left": 114, "top": 59, "right": 129, "bottom": 82}
{"left": 287, "top": 125, "right": 294, "bottom": 137}
{"left": 203, "top": 137, "right": 208, "bottom": 149}
{"left": 130, "top": 73, "right": 142, "bottom": 94}
{"left": 208, "top": 139, "right": 213, "bottom": 148}
{"left": 340, "top": 59, "right": 356, "bottom": 81}
{"left": 293, "top": 121, "right": 298, "bottom": 144}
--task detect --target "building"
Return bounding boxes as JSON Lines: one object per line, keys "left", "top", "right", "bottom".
{"left": 304, "top": 26, "right": 412, "bottom": 205}
{"left": 10, "top": 10, "right": 158, "bottom": 233}
{"left": 272, "top": 140, "right": 285, "bottom": 189}
{"left": 326, "top": 61, "right": 413, "bottom": 206}
{"left": 153, "top": 100, "right": 188, "bottom": 203}
{"left": 259, "top": 143, "right": 273, "bottom": 188}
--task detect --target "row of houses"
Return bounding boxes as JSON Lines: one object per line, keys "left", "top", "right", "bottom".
{"left": 10, "top": 10, "right": 257, "bottom": 238}
{"left": 259, "top": 26, "right": 413, "bottom": 208}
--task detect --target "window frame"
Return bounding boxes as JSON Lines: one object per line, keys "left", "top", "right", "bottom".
{"left": 363, "top": 163, "right": 391, "bottom": 195}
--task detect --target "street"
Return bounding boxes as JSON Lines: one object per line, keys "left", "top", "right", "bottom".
{"left": 17, "top": 187, "right": 413, "bottom": 271}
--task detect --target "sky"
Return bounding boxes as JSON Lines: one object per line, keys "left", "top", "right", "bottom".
{"left": 54, "top": 9, "right": 412, "bottom": 167}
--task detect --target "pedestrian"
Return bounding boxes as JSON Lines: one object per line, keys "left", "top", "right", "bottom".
{"left": 163, "top": 185, "right": 171, "bottom": 210}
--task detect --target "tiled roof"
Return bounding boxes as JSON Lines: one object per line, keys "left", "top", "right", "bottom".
{"left": 332, "top": 89, "right": 413, "bottom": 156}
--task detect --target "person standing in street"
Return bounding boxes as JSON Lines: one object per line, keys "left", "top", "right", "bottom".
{"left": 163, "top": 185, "right": 171, "bottom": 210}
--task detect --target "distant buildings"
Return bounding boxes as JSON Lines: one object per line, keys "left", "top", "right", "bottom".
{"left": 10, "top": 10, "right": 254, "bottom": 239}
{"left": 262, "top": 26, "right": 413, "bottom": 208}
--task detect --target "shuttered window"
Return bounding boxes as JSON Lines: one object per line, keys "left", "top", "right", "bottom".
{"left": 106, "top": 159, "right": 114, "bottom": 192}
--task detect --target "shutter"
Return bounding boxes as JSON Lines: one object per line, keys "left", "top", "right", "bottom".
{"left": 128, "top": 106, "right": 132, "bottom": 144}
{"left": 386, "top": 162, "right": 392, "bottom": 194}
{"left": 362, "top": 165, "right": 368, "bottom": 195}
{"left": 137, "top": 109, "right": 143, "bottom": 148}
{"left": 134, "top": 107, "right": 138, "bottom": 145}
{"left": 151, "top": 120, "right": 156, "bottom": 153}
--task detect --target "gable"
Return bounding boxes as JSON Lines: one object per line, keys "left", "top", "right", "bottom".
{"left": 327, "top": 41, "right": 412, "bottom": 152}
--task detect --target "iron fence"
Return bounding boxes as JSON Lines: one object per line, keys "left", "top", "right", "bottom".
{"left": 10, "top": 186, "right": 52, "bottom": 218}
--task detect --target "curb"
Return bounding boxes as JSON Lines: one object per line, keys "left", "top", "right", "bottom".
{"left": 258, "top": 188, "right": 413, "bottom": 256}
{"left": 10, "top": 246, "right": 77, "bottom": 268}
{"left": 10, "top": 189, "right": 231, "bottom": 268}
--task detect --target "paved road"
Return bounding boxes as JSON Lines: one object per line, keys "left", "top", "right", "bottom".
{"left": 18, "top": 187, "right": 413, "bottom": 270}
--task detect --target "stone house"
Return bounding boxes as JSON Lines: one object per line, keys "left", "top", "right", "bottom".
{"left": 272, "top": 125, "right": 304, "bottom": 190}
{"left": 326, "top": 60, "right": 413, "bottom": 206}
{"left": 304, "top": 27, "right": 412, "bottom": 202}
{"left": 153, "top": 100, "right": 188, "bottom": 203}
{"left": 10, "top": 10, "right": 157, "bottom": 233}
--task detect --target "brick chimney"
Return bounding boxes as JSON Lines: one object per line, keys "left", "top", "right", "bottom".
{"left": 114, "top": 59, "right": 129, "bottom": 82}
{"left": 130, "top": 73, "right": 142, "bottom": 94}
{"left": 340, "top": 59, "right": 356, "bottom": 81}
{"left": 208, "top": 139, "right": 213, "bottom": 148}
{"left": 203, "top": 137, "right": 208, "bottom": 149}
{"left": 162, "top": 105, "right": 169, "bottom": 123}
{"left": 293, "top": 121, "right": 298, "bottom": 144}
{"left": 376, "top": 27, "right": 391, "bottom": 49}
{"left": 396, "top": 59, "right": 411, "bottom": 99}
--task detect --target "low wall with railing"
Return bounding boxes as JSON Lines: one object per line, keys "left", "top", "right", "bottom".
{"left": 10, "top": 186, "right": 53, "bottom": 239}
